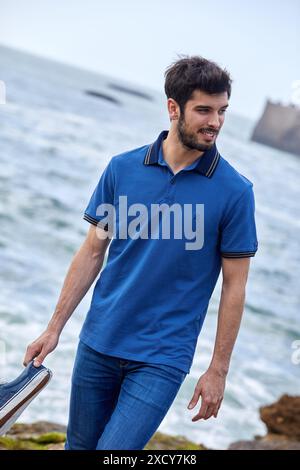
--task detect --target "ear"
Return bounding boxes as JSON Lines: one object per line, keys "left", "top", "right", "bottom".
{"left": 167, "top": 98, "right": 179, "bottom": 120}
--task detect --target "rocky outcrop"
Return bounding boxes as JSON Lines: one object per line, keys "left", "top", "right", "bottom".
{"left": 1, "top": 395, "right": 298, "bottom": 450}
{"left": 0, "top": 422, "right": 66, "bottom": 450}
{"left": 108, "top": 83, "right": 153, "bottom": 102}
{"left": 229, "top": 395, "right": 300, "bottom": 450}
{"left": 260, "top": 394, "right": 300, "bottom": 440}
{"left": 145, "top": 432, "right": 205, "bottom": 450}
{"left": 251, "top": 100, "right": 300, "bottom": 156}
{"left": 85, "top": 90, "right": 121, "bottom": 105}
{"left": 0, "top": 422, "right": 205, "bottom": 451}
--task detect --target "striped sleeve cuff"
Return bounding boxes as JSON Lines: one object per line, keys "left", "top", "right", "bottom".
{"left": 83, "top": 213, "right": 108, "bottom": 231}
{"left": 221, "top": 251, "right": 257, "bottom": 258}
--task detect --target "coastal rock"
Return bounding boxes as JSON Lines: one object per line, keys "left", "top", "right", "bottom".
{"left": 145, "top": 432, "right": 205, "bottom": 450}
{"left": 0, "top": 421, "right": 203, "bottom": 451}
{"left": 7, "top": 421, "right": 66, "bottom": 439}
{"left": 260, "top": 394, "right": 300, "bottom": 440}
{"left": 229, "top": 394, "right": 300, "bottom": 450}
{"left": 251, "top": 100, "right": 300, "bottom": 157}
{"left": 0, "top": 422, "right": 66, "bottom": 450}
{"left": 228, "top": 438, "right": 300, "bottom": 450}
{"left": 85, "top": 90, "right": 121, "bottom": 105}
{"left": 3, "top": 395, "right": 298, "bottom": 451}
{"left": 108, "top": 83, "right": 153, "bottom": 101}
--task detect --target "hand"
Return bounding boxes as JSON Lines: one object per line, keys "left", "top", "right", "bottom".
{"left": 187, "top": 367, "right": 226, "bottom": 421}
{"left": 23, "top": 329, "right": 59, "bottom": 367}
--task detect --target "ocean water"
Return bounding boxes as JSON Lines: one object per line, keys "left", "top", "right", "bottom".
{"left": 0, "top": 45, "right": 299, "bottom": 449}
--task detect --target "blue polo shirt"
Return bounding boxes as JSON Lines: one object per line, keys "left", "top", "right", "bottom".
{"left": 80, "top": 130, "right": 258, "bottom": 374}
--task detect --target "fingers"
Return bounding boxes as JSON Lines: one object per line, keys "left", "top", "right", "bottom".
{"left": 187, "top": 384, "right": 202, "bottom": 410}
{"left": 23, "top": 331, "right": 58, "bottom": 368}
{"left": 192, "top": 399, "right": 208, "bottom": 421}
{"left": 203, "top": 403, "right": 217, "bottom": 420}
{"left": 191, "top": 396, "right": 223, "bottom": 422}
{"left": 24, "top": 344, "right": 48, "bottom": 368}
{"left": 33, "top": 351, "right": 46, "bottom": 368}
{"left": 23, "top": 344, "right": 41, "bottom": 367}
{"left": 213, "top": 397, "right": 223, "bottom": 418}
{"left": 188, "top": 370, "right": 225, "bottom": 422}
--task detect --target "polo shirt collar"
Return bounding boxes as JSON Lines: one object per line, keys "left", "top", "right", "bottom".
{"left": 143, "top": 130, "right": 220, "bottom": 178}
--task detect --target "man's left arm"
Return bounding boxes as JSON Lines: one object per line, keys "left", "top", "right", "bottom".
{"left": 187, "top": 257, "right": 250, "bottom": 421}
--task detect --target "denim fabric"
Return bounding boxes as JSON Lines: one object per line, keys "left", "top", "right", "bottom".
{"left": 65, "top": 341, "right": 186, "bottom": 450}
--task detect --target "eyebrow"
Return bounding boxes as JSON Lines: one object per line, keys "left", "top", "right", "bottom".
{"left": 194, "top": 104, "right": 229, "bottom": 110}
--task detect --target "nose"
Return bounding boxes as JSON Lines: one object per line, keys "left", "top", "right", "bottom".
{"left": 207, "top": 113, "right": 221, "bottom": 129}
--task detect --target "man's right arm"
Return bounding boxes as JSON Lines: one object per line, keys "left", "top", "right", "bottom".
{"left": 23, "top": 225, "right": 111, "bottom": 366}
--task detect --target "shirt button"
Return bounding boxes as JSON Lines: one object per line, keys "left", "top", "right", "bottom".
{"left": 170, "top": 179, "right": 175, "bottom": 184}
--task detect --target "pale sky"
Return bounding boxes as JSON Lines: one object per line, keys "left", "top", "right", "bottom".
{"left": 0, "top": 0, "right": 299, "bottom": 119}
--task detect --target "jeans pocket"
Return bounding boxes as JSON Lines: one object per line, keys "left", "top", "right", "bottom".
{"left": 156, "top": 364, "right": 187, "bottom": 385}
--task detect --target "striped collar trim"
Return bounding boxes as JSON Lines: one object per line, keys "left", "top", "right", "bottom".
{"left": 143, "top": 130, "right": 220, "bottom": 178}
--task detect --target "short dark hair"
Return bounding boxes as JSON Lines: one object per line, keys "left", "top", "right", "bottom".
{"left": 164, "top": 55, "right": 232, "bottom": 112}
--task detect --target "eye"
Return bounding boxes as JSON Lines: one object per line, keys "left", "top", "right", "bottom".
{"left": 219, "top": 109, "right": 227, "bottom": 115}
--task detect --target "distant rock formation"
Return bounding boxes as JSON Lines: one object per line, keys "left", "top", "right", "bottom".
{"left": 251, "top": 100, "right": 300, "bottom": 156}
{"left": 108, "top": 83, "right": 153, "bottom": 101}
{"left": 229, "top": 394, "right": 300, "bottom": 450}
{"left": 85, "top": 90, "right": 121, "bottom": 105}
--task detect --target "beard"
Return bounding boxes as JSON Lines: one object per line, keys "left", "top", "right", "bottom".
{"left": 177, "top": 114, "right": 216, "bottom": 152}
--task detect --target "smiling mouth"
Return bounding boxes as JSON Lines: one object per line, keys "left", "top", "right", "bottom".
{"left": 200, "top": 129, "right": 218, "bottom": 136}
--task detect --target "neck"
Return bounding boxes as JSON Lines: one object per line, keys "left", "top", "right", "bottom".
{"left": 162, "top": 127, "right": 205, "bottom": 174}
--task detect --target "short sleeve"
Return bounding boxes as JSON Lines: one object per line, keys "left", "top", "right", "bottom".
{"left": 83, "top": 159, "right": 115, "bottom": 231}
{"left": 220, "top": 185, "right": 258, "bottom": 258}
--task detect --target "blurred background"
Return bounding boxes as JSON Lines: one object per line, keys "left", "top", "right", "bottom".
{"left": 0, "top": 0, "right": 299, "bottom": 450}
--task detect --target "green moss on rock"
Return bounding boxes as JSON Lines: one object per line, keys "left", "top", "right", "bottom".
{"left": 0, "top": 422, "right": 204, "bottom": 450}
{"left": 33, "top": 432, "right": 66, "bottom": 444}
{"left": 0, "top": 436, "right": 46, "bottom": 450}
{"left": 145, "top": 431, "right": 205, "bottom": 450}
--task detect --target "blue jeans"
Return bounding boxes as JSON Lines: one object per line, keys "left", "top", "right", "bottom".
{"left": 65, "top": 341, "right": 187, "bottom": 450}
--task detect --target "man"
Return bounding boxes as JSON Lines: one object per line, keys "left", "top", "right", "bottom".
{"left": 24, "top": 56, "right": 258, "bottom": 450}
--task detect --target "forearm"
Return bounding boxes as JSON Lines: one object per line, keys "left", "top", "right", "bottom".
{"left": 209, "top": 282, "right": 246, "bottom": 376}
{"left": 47, "top": 241, "right": 105, "bottom": 335}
